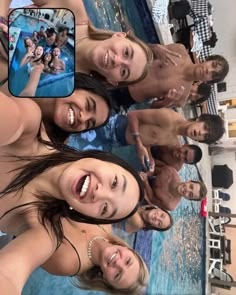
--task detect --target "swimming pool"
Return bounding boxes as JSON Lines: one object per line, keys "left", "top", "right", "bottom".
{"left": 9, "top": 13, "right": 74, "bottom": 97}
{"left": 22, "top": 1, "right": 205, "bottom": 294}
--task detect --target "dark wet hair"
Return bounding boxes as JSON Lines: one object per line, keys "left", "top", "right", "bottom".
{"left": 191, "top": 82, "right": 212, "bottom": 105}
{"left": 58, "top": 26, "right": 69, "bottom": 33}
{"left": 48, "top": 73, "right": 114, "bottom": 143}
{"left": 205, "top": 54, "right": 229, "bottom": 83}
{"left": 0, "top": 144, "right": 144, "bottom": 246}
{"left": 187, "top": 144, "right": 202, "bottom": 164}
{"left": 142, "top": 206, "right": 173, "bottom": 232}
{"left": 191, "top": 180, "right": 207, "bottom": 201}
{"left": 196, "top": 114, "right": 225, "bottom": 144}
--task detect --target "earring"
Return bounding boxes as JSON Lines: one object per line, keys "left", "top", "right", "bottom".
{"left": 69, "top": 206, "right": 73, "bottom": 210}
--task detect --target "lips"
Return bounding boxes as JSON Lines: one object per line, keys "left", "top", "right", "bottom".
{"left": 73, "top": 174, "right": 91, "bottom": 200}
{"left": 104, "top": 50, "right": 109, "bottom": 68}
{"left": 108, "top": 251, "right": 118, "bottom": 265}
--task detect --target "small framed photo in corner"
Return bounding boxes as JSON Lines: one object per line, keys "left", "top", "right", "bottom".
{"left": 8, "top": 8, "right": 75, "bottom": 98}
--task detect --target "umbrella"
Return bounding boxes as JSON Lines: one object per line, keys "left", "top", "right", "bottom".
{"left": 212, "top": 164, "right": 233, "bottom": 189}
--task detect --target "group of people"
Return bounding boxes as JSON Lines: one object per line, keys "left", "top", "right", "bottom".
{"left": 0, "top": 0, "right": 229, "bottom": 294}
{"left": 20, "top": 23, "right": 67, "bottom": 75}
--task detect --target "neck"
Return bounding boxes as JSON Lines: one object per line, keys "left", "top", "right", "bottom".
{"left": 87, "top": 236, "right": 107, "bottom": 265}
{"left": 34, "top": 98, "right": 55, "bottom": 123}
{"left": 176, "top": 120, "right": 191, "bottom": 136}
{"left": 184, "top": 63, "right": 197, "bottom": 81}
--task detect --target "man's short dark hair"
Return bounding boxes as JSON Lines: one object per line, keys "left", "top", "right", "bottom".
{"left": 205, "top": 54, "right": 229, "bottom": 83}
{"left": 197, "top": 114, "right": 225, "bottom": 144}
{"left": 191, "top": 180, "right": 207, "bottom": 201}
{"left": 191, "top": 82, "right": 212, "bottom": 105}
{"left": 188, "top": 144, "right": 202, "bottom": 164}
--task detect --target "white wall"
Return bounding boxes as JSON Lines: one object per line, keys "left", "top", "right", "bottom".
{"left": 210, "top": 0, "right": 236, "bottom": 102}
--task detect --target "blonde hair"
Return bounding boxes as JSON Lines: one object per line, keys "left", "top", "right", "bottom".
{"left": 88, "top": 23, "right": 153, "bottom": 86}
{"left": 74, "top": 234, "right": 149, "bottom": 294}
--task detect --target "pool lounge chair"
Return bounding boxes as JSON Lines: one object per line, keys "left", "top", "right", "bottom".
{"left": 212, "top": 264, "right": 234, "bottom": 289}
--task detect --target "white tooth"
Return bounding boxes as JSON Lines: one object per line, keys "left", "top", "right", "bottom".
{"left": 68, "top": 108, "right": 75, "bottom": 125}
{"left": 80, "top": 176, "right": 90, "bottom": 197}
{"left": 108, "top": 251, "right": 117, "bottom": 265}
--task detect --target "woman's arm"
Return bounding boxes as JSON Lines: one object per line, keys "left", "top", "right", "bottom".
{"left": 0, "top": 91, "right": 41, "bottom": 146}
{"left": 31, "top": 0, "right": 88, "bottom": 22}
{"left": 20, "top": 52, "right": 33, "bottom": 67}
{"left": 0, "top": 227, "right": 57, "bottom": 295}
{"left": 19, "top": 63, "right": 44, "bottom": 97}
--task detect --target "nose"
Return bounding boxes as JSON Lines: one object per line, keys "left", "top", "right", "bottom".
{"left": 92, "top": 182, "right": 110, "bottom": 203}
{"left": 112, "top": 54, "right": 127, "bottom": 67}
{"left": 79, "top": 109, "right": 90, "bottom": 123}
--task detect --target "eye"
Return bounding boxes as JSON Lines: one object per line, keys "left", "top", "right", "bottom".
{"left": 126, "top": 258, "right": 131, "bottom": 265}
{"left": 86, "top": 120, "right": 92, "bottom": 130}
{"left": 189, "top": 192, "right": 193, "bottom": 199}
{"left": 114, "top": 271, "right": 121, "bottom": 280}
{"left": 101, "top": 203, "right": 108, "bottom": 216}
{"left": 121, "top": 67, "right": 128, "bottom": 78}
{"left": 124, "top": 47, "right": 129, "bottom": 57}
{"left": 111, "top": 175, "right": 118, "bottom": 189}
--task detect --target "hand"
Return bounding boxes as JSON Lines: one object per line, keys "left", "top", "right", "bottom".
{"left": 149, "top": 44, "right": 181, "bottom": 66}
{"left": 136, "top": 144, "right": 151, "bottom": 171}
{"left": 164, "top": 86, "right": 185, "bottom": 107}
{"left": 139, "top": 171, "right": 148, "bottom": 182}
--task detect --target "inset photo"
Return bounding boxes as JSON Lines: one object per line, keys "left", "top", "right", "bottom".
{"left": 8, "top": 8, "right": 75, "bottom": 97}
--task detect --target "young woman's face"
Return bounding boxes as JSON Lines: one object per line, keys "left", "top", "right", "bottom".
{"left": 54, "top": 89, "right": 109, "bottom": 132}
{"left": 99, "top": 244, "right": 140, "bottom": 288}
{"left": 142, "top": 208, "right": 171, "bottom": 230}
{"left": 52, "top": 47, "right": 61, "bottom": 57}
{"left": 91, "top": 33, "right": 147, "bottom": 85}
{"left": 58, "top": 158, "right": 140, "bottom": 220}
{"left": 45, "top": 53, "right": 52, "bottom": 61}
{"left": 25, "top": 38, "right": 33, "bottom": 47}
{"left": 35, "top": 46, "right": 44, "bottom": 57}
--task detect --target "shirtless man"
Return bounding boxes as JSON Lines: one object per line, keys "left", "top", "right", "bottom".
{"left": 140, "top": 165, "right": 207, "bottom": 211}
{"left": 149, "top": 144, "right": 202, "bottom": 171}
{"left": 126, "top": 108, "right": 224, "bottom": 167}
{"left": 78, "top": 107, "right": 224, "bottom": 170}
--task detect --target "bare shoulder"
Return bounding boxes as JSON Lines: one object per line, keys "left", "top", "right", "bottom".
{"left": 165, "top": 43, "right": 188, "bottom": 56}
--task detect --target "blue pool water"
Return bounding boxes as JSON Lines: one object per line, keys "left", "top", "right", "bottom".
{"left": 22, "top": 1, "right": 205, "bottom": 295}
{"left": 9, "top": 14, "right": 74, "bottom": 97}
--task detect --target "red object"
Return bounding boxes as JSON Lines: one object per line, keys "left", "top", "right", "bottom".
{"left": 201, "top": 197, "right": 207, "bottom": 217}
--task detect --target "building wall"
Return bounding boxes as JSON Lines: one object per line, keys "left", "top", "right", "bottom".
{"left": 210, "top": 0, "right": 236, "bottom": 103}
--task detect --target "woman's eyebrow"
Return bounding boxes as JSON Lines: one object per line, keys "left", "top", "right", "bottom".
{"left": 122, "top": 174, "right": 127, "bottom": 193}
{"left": 89, "top": 96, "right": 96, "bottom": 113}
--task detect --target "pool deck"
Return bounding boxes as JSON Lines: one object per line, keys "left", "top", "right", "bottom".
{"left": 145, "top": 1, "right": 213, "bottom": 294}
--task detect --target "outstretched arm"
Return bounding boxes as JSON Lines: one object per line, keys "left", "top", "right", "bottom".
{"left": 19, "top": 63, "right": 44, "bottom": 97}
{"left": 0, "top": 91, "right": 41, "bottom": 146}
{"left": 31, "top": 0, "right": 88, "bottom": 22}
{"left": 0, "top": 227, "right": 57, "bottom": 295}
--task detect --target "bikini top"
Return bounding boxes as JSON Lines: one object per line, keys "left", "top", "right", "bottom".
{"left": 0, "top": 202, "right": 81, "bottom": 276}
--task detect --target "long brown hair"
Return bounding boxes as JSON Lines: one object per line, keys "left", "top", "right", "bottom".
{"left": 0, "top": 144, "right": 144, "bottom": 247}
